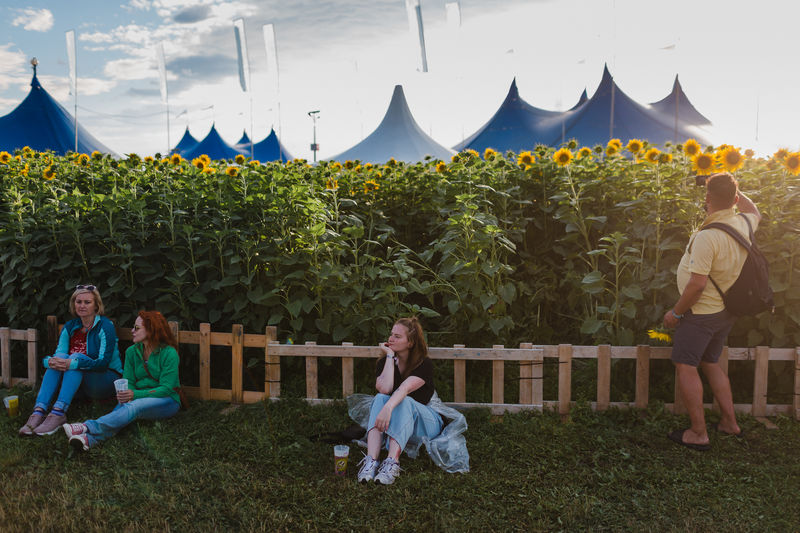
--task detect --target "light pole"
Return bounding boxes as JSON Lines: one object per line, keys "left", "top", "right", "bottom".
{"left": 308, "top": 110, "right": 320, "bottom": 162}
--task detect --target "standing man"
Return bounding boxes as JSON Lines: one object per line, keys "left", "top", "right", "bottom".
{"left": 664, "top": 172, "right": 760, "bottom": 451}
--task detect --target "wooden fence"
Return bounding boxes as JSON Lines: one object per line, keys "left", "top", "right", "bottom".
{"left": 0, "top": 327, "right": 38, "bottom": 387}
{"left": 1, "top": 318, "right": 798, "bottom": 422}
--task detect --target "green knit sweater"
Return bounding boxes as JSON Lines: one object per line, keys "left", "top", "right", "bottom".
{"left": 122, "top": 343, "right": 180, "bottom": 404}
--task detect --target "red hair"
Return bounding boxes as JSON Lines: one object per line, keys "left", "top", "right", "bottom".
{"left": 138, "top": 310, "right": 177, "bottom": 349}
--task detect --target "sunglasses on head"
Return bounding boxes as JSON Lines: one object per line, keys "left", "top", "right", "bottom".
{"left": 76, "top": 284, "right": 96, "bottom": 291}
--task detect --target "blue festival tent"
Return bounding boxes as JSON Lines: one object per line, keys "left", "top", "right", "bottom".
{"left": 649, "top": 75, "right": 712, "bottom": 127}
{"left": 454, "top": 79, "right": 586, "bottom": 153}
{"left": 330, "top": 85, "right": 454, "bottom": 163}
{"left": 234, "top": 130, "right": 251, "bottom": 146}
{"left": 251, "top": 128, "right": 292, "bottom": 162}
{"left": 0, "top": 68, "right": 115, "bottom": 155}
{"left": 534, "top": 65, "right": 711, "bottom": 147}
{"left": 181, "top": 124, "right": 245, "bottom": 161}
{"left": 172, "top": 127, "right": 199, "bottom": 155}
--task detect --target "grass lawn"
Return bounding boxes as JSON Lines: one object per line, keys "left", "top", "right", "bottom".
{"left": 1, "top": 387, "right": 799, "bottom": 532}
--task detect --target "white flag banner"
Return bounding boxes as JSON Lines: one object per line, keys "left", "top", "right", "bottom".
{"left": 65, "top": 30, "right": 76, "bottom": 95}
{"left": 405, "top": 0, "right": 428, "bottom": 72}
{"left": 156, "top": 42, "right": 168, "bottom": 104}
{"left": 233, "top": 18, "right": 250, "bottom": 92}
{"left": 262, "top": 23, "right": 280, "bottom": 92}
{"left": 445, "top": 2, "right": 461, "bottom": 31}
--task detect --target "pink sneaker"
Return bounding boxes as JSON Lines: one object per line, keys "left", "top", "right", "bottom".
{"left": 62, "top": 422, "right": 87, "bottom": 438}
{"left": 69, "top": 434, "right": 90, "bottom": 452}
{"left": 18, "top": 412, "right": 45, "bottom": 436}
{"left": 33, "top": 413, "right": 67, "bottom": 436}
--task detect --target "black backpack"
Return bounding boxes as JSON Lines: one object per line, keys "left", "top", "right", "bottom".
{"left": 700, "top": 213, "right": 774, "bottom": 316}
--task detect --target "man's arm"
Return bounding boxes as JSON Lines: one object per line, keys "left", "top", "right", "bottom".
{"left": 736, "top": 191, "right": 761, "bottom": 222}
{"left": 663, "top": 273, "right": 707, "bottom": 328}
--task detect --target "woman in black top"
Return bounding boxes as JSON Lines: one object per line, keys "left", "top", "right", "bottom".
{"left": 356, "top": 317, "right": 442, "bottom": 485}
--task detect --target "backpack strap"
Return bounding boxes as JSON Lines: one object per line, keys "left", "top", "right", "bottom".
{"left": 697, "top": 213, "right": 754, "bottom": 301}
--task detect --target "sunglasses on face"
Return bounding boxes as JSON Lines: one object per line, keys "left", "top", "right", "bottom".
{"left": 76, "top": 284, "right": 96, "bottom": 291}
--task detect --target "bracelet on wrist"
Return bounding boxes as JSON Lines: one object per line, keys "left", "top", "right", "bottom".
{"left": 671, "top": 309, "right": 684, "bottom": 319}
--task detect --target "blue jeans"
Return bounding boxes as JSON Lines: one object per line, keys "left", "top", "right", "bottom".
{"left": 368, "top": 393, "right": 443, "bottom": 451}
{"left": 84, "top": 396, "right": 180, "bottom": 446}
{"left": 35, "top": 354, "right": 119, "bottom": 412}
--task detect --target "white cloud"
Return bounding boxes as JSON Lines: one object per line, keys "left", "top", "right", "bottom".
{"left": 0, "top": 44, "right": 30, "bottom": 94}
{"left": 127, "top": 0, "right": 152, "bottom": 11}
{"left": 80, "top": 32, "right": 114, "bottom": 44}
{"left": 11, "top": 8, "right": 55, "bottom": 32}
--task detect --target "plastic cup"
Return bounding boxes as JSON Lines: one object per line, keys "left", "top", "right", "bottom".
{"left": 334, "top": 445, "right": 350, "bottom": 476}
{"left": 114, "top": 378, "right": 128, "bottom": 392}
{"left": 3, "top": 395, "right": 19, "bottom": 417}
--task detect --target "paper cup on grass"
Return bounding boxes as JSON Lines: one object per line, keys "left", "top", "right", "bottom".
{"left": 3, "top": 395, "right": 19, "bottom": 417}
{"left": 334, "top": 445, "right": 350, "bottom": 476}
{"left": 114, "top": 378, "right": 128, "bottom": 392}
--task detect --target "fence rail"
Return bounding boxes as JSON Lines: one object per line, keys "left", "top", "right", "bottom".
{"left": 1, "top": 318, "right": 798, "bottom": 421}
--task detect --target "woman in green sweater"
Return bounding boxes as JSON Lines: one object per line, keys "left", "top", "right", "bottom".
{"left": 62, "top": 310, "right": 181, "bottom": 451}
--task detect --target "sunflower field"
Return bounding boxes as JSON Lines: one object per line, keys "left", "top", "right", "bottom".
{"left": 1, "top": 141, "right": 799, "bottom": 356}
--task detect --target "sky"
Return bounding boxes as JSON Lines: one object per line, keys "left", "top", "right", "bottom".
{"left": 0, "top": 0, "right": 798, "bottom": 159}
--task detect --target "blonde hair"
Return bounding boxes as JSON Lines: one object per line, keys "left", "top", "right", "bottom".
{"left": 69, "top": 285, "right": 105, "bottom": 316}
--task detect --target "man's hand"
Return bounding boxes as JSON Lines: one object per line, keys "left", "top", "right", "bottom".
{"left": 663, "top": 310, "right": 681, "bottom": 329}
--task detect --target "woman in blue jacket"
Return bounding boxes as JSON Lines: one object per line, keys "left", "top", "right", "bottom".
{"left": 19, "top": 284, "right": 123, "bottom": 436}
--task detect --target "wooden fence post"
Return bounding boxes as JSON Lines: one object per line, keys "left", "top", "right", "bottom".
{"left": 26, "top": 328, "right": 38, "bottom": 385}
{"left": 519, "top": 343, "right": 533, "bottom": 404}
{"left": 0, "top": 327, "right": 9, "bottom": 386}
{"left": 492, "top": 345, "right": 504, "bottom": 404}
{"left": 453, "top": 344, "right": 466, "bottom": 403}
{"left": 532, "top": 345, "right": 543, "bottom": 407}
{"left": 558, "top": 344, "right": 572, "bottom": 416}
{"left": 752, "top": 346, "right": 769, "bottom": 417}
{"left": 597, "top": 344, "right": 611, "bottom": 411}
{"left": 265, "top": 326, "right": 279, "bottom": 399}
{"left": 712, "top": 347, "right": 729, "bottom": 413}
{"left": 199, "top": 323, "right": 211, "bottom": 401}
{"left": 305, "top": 341, "right": 318, "bottom": 400}
{"left": 794, "top": 347, "right": 800, "bottom": 421}
{"left": 341, "top": 342, "right": 354, "bottom": 398}
{"left": 231, "top": 324, "right": 244, "bottom": 403}
{"left": 635, "top": 345, "right": 650, "bottom": 409}
{"left": 47, "top": 315, "right": 58, "bottom": 354}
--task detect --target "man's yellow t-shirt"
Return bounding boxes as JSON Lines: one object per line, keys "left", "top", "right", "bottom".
{"left": 676, "top": 208, "right": 759, "bottom": 315}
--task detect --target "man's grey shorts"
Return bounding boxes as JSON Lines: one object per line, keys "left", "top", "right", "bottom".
{"left": 671, "top": 309, "right": 736, "bottom": 367}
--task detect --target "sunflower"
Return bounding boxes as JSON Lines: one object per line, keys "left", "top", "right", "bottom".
{"left": 364, "top": 163, "right": 373, "bottom": 170}
{"left": 644, "top": 147, "right": 660, "bottom": 164}
{"left": 326, "top": 178, "right": 339, "bottom": 190}
{"left": 658, "top": 152, "right": 673, "bottom": 164}
{"left": 170, "top": 153, "right": 183, "bottom": 165}
{"left": 783, "top": 152, "right": 800, "bottom": 175}
{"left": 43, "top": 166, "right": 55, "bottom": 180}
{"left": 331, "top": 161, "right": 343, "bottom": 171}
{"left": 773, "top": 148, "right": 789, "bottom": 161}
{"left": 451, "top": 154, "right": 460, "bottom": 163}
{"left": 744, "top": 149, "right": 755, "bottom": 159}
{"left": 76, "top": 153, "right": 90, "bottom": 166}
{"left": 553, "top": 147, "right": 573, "bottom": 167}
{"left": 484, "top": 147, "right": 497, "bottom": 160}
{"left": 354, "top": 164, "right": 362, "bottom": 172}
{"left": 517, "top": 151, "right": 535, "bottom": 168}
{"left": 647, "top": 329, "right": 672, "bottom": 343}
{"left": 691, "top": 152, "right": 716, "bottom": 174}
{"left": 344, "top": 160, "right": 354, "bottom": 170}
{"left": 386, "top": 157, "right": 398, "bottom": 167}
{"left": 202, "top": 165, "right": 215, "bottom": 174}
{"left": 363, "top": 179, "right": 379, "bottom": 194}
{"left": 605, "top": 144, "right": 619, "bottom": 157}
{"left": 0, "top": 151, "right": 11, "bottom": 164}
{"left": 199, "top": 154, "right": 211, "bottom": 165}
{"left": 143, "top": 156, "right": 154, "bottom": 164}
{"left": 577, "top": 147, "right": 593, "bottom": 159}
{"left": 719, "top": 146, "right": 744, "bottom": 172}
{"left": 226, "top": 166, "right": 238, "bottom": 177}
{"left": 192, "top": 158, "right": 205, "bottom": 170}
{"left": 21, "top": 163, "right": 29, "bottom": 177}
{"left": 626, "top": 139, "right": 643, "bottom": 154}
{"left": 436, "top": 161, "right": 447, "bottom": 173}
{"left": 249, "top": 160, "right": 261, "bottom": 167}
{"left": 683, "top": 139, "right": 701, "bottom": 157}
{"left": 465, "top": 149, "right": 480, "bottom": 159}
{"left": 608, "top": 138, "right": 622, "bottom": 150}
{"left": 234, "top": 154, "right": 245, "bottom": 165}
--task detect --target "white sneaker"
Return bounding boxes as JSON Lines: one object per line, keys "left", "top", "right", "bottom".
{"left": 374, "top": 458, "right": 401, "bottom": 485}
{"left": 356, "top": 455, "right": 379, "bottom": 483}
{"left": 62, "top": 422, "right": 87, "bottom": 438}
{"left": 69, "top": 434, "right": 90, "bottom": 452}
